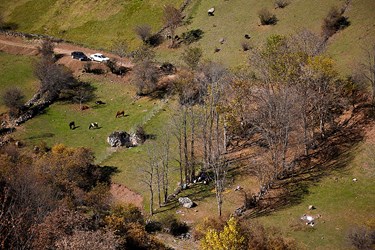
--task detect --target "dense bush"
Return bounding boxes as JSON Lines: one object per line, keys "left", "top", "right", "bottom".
{"left": 258, "top": 8, "right": 277, "bottom": 25}
{"left": 1, "top": 87, "right": 24, "bottom": 117}
{"left": 169, "top": 218, "right": 189, "bottom": 236}
{"left": 322, "top": 6, "right": 350, "bottom": 37}
{"left": 159, "top": 214, "right": 189, "bottom": 236}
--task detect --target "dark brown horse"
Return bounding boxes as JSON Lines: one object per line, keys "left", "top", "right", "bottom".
{"left": 116, "top": 110, "right": 125, "bottom": 118}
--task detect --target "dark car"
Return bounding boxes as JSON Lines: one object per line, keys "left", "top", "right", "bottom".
{"left": 71, "top": 51, "right": 90, "bottom": 61}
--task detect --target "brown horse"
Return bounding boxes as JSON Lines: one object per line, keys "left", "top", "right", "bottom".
{"left": 116, "top": 110, "right": 125, "bottom": 118}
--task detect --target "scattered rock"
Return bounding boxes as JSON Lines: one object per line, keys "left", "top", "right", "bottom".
{"left": 107, "top": 131, "right": 132, "bottom": 147}
{"left": 178, "top": 197, "right": 195, "bottom": 208}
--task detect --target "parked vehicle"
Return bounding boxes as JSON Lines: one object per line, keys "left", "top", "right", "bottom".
{"left": 90, "top": 53, "right": 110, "bottom": 62}
{"left": 71, "top": 51, "right": 90, "bottom": 61}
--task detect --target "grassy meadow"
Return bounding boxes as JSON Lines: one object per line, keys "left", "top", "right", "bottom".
{"left": 0, "top": 0, "right": 184, "bottom": 49}
{"left": 1, "top": 0, "right": 375, "bottom": 248}
{"left": 0, "top": 52, "right": 37, "bottom": 114}
{"left": 254, "top": 140, "right": 375, "bottom": 249}
{"left": 2, "top": 0, "right": 375, "bottom": 72}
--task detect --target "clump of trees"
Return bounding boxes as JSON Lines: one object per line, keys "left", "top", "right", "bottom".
{"left": 0, "top": 144, "right": 167, "bottom": 249}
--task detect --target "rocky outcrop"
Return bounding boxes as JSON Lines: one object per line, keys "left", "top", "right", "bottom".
{"left": 178, "top": 197, "right": 195, "bottom": 208}
{"left": 107, "top": 131, "right": 144, "bottom": 147}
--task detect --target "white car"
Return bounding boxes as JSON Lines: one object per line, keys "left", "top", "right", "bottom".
{"left": 90, "top": 53, "right": 110, "bottom": 62}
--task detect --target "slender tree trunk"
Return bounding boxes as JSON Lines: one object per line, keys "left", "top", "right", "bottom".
{"left": 156, "top": 164, "right": 161, "bottom": 207}
{"left": 149, "top": 185, "right": 154, "bottom": 216}
{"left": 190, "top": 106, "right": 195, "bottom": 181}
{"left": 182, "top": 105, "right": 189, "bottom": 183}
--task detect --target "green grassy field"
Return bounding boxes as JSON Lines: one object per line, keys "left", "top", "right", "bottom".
{"left": 2, "top": 0, "right": 375, "bottom": 72}
{"left": 158, "top": 0, "right": 375, "bottom": 73}
{"left": 1, "top": 0, "right": 375, "bottom": 247}
{"left": 0, "top": 52, "right": 37, "bottom": 113}
{"left": 14, "top": 76, "right": 166, "bottom": 162}
{"left": 0, "top": 0, "right": 184, "bottom": 49}
{"left": 254, "top": 140, "right": 375, "bottom": 249}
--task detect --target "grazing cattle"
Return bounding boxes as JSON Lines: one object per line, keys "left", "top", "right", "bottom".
{"left": 244, "top": 34, "right": 251, "bottom": 39}
{"left": 208, "top": 7, "right": 215, "bottom": 16}
{"left": 116, "top": 110, "right": 125, "bottom": 118}
{"left": 81, "top": 105, "right": 89, "bottom": 110}
{"left": 89, "top": 122, "right": 99, "bottom": 129}
{"left": 95, "top": 100, "right": 106, "bottom": 105}
{"left": 69, "top": 121, "right": 75, "bottom": 130}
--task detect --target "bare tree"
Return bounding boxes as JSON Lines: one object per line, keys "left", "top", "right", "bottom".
{"left": 163, "top": 4, "right": 183, "bottom": 48}
{"left": 34, "top": 59, "right": 75, "bottom": 101}
{"left": 134, "top": 24, "right": 152, "bottom": 44}
{"left": 132, "top": 60, "right": 160, "bottom": 96}
{"left": 38, "top": 39, "right": 55, "bottom": 61}
{"left": 362, "top": 44, "right": 375, "bottom": 104}
{"left": 141, "top": 146, "right": 157, "bottom": 216}
{"left": 198, "top": 62, "right": 229, "bottom": 216}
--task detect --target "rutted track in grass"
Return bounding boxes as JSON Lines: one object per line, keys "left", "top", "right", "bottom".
{"left": 97, "top": 98, "right": 168, "bottom": 165}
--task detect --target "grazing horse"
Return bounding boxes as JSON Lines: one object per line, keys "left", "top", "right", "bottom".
{"left": 116, "top": 110, "right": 125, "bottom": 118}
{"left": 89, "top": 122, "right": 99, "bottom": 129}
{"left": 69, "top": 121, "right": 75, "bottom": 130}
{"left": 95, "top": 100, "right": 106, "bottom": 105}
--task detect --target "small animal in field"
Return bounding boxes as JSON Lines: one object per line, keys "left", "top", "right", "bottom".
{"left": 95, "top": 100, "right": 106, "bottom": 105}
{"left": 116, "top": 110, "right": 125, "bottom": 118}
{"left": 81, "top": 105, "right": 89, "bottom": 110}
{"left": 89, "top": 122, "right": 99, "bottom": 129}
{"left": 69, "top": 121, "right": 75, "bottom": 130}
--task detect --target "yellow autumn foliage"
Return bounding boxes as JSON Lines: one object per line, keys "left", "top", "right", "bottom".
{"left": 201, "top": 216, "right": 246, "bottom": 250}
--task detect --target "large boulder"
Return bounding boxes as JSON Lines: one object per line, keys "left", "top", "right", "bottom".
{"left": 107, "top": 131, "right": 132, "bottom": 147}
{"left": 178, "top": 197, "right": 195, "bottom": 208}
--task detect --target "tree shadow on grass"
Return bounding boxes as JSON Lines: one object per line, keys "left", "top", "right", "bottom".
{"left": 27, "top": 132, "right": 54, "bottom": 140}
{"left": 243, "top": 109, "right": 370, "bottom": 219}
{"left": 98, "top": 165, "right": 120, "bottom": 184}
{"left": 155, "top": 183, "right": 214, "bottom": 214}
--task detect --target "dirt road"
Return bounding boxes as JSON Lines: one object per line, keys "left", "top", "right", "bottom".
{"left": 0, "top": 34, "right": 133, "bottom": 72}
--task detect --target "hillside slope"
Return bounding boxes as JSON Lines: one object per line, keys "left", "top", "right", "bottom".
{"left": 0, "top": 0, "right": 184, "bottom": 48}
{"left": 1, "top": 0, "right": 375, "bottom": 72}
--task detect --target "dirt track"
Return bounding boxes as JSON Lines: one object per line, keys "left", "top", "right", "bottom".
{"left": 0, "top": 34, "right": 133, "bottom": 73}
